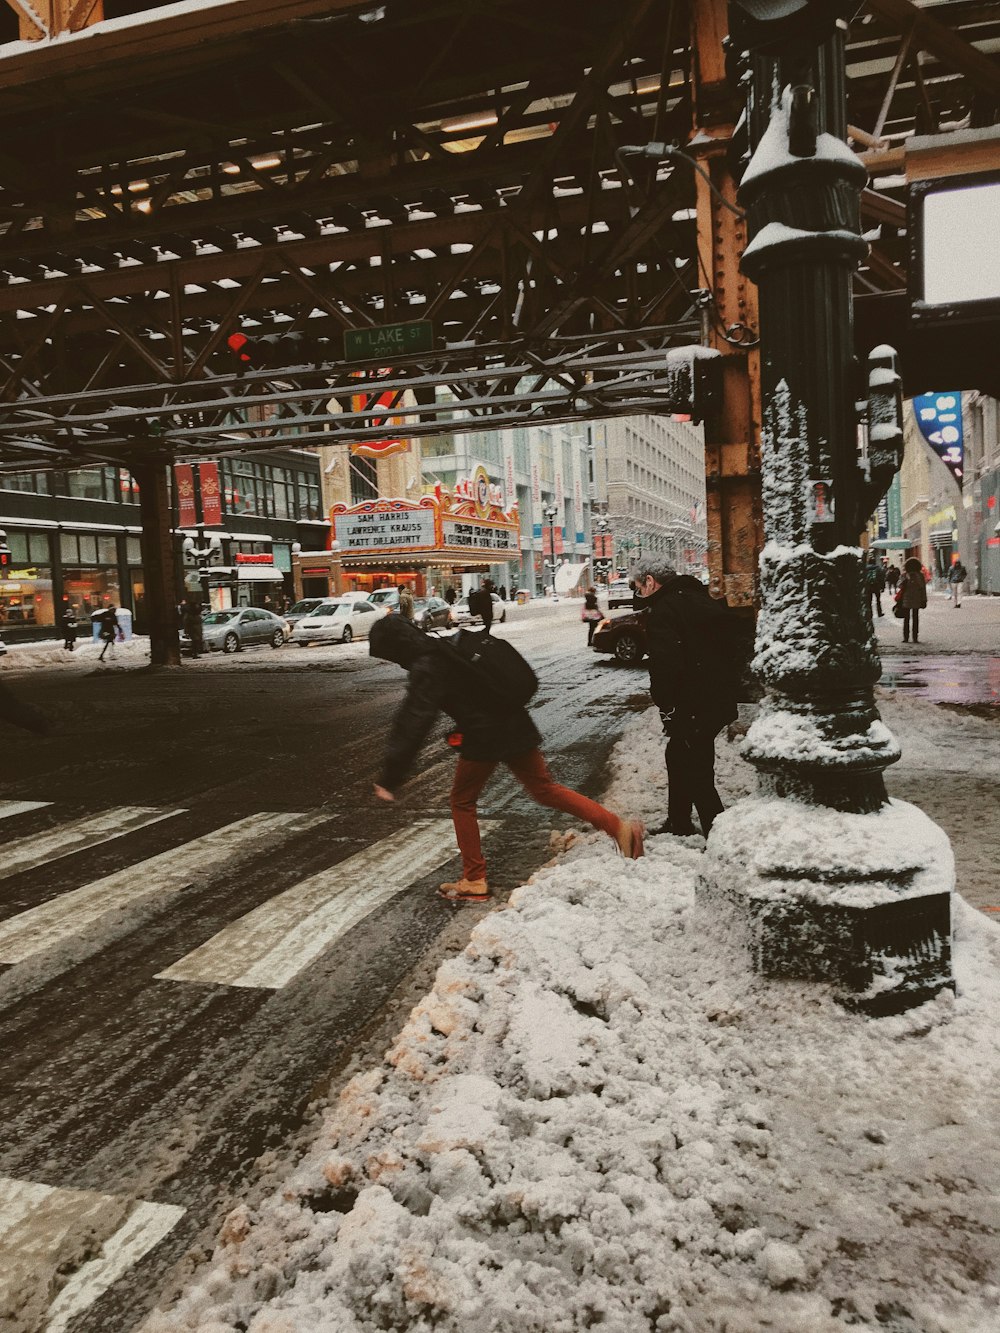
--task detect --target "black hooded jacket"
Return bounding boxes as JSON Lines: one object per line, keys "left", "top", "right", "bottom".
{"left": 644, "top": 576, "right": 740, "bottom": 730}
{"left": 370, "top": 617, "right": 541, "bottom": 790}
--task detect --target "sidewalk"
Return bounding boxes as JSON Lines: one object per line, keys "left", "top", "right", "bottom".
{"left": 146, "top": 696, "right": 1000, "bottom": 1333}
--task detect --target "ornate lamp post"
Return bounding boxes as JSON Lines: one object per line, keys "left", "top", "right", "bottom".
{"left": 698, "top": 1, "right": 953, "bottom": 1015}
{"left": 544, "top": 504, "right": 559, "bottom": 600}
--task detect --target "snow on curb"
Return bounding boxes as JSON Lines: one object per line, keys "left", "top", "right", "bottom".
{"left": 146, "top": 710, "right": 1000, "bottom": 1333}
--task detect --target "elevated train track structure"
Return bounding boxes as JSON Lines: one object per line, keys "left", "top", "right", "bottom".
{"left": 0, "top": 0, "right": 995, "bottom": 654}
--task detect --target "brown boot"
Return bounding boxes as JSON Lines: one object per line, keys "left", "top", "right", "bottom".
{"left": 438, "top": 878, "right": 489, "bottom": 903}
{"left": 614, "top": 819, "right": 645, "bottom": 859}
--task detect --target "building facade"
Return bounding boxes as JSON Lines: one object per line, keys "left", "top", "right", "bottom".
{"left": 0, "top": 447, "right": 323, "bottom": 641}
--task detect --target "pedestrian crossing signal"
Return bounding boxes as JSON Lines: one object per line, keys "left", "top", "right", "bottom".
{"left": 0, "top": 546, "right": 10, "bottom": 570}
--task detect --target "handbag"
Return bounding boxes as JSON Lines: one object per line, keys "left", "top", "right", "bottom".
{"left": 582, "top": 608, "right": 602, "bottom": 622}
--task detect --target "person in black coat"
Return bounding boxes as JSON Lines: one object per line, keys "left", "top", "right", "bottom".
{"left": 61, "top": 605, "right": 78, "bottom": 652}
{"left": 632, "top": 559, "right": 740, "bottom": 838}
{"left": 467, "top": 579, "right": 494, "bottom": 632}
{"left": 369, "top": 616, "right": 643, "bottom": 901}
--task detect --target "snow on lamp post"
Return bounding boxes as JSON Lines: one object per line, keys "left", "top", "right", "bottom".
{"left": 697, "top": 3, "right": 953, "bottom": 1015}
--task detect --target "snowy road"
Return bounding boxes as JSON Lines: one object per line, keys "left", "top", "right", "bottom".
{"left": 0, "top": 606, "right": 645, "bottom": 1333}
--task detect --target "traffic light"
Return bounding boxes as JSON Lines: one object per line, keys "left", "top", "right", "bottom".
{"left": 227, "top": 330, "right": 253, "bottom": 374}
{"left": 0, "top": 546, "right": 9, "bottom": 572}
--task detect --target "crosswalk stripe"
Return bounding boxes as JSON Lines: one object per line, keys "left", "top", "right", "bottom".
{"left": 0, "top": 810, "right": 330, "bottom": 969}
{"left": 157, "top": 818, "right": 500, "bottom": 990}
{"left": 0, "top": 1175, "right": 184, "bottom": 1333}
{"left": 0, "top": 800, "right": 50, "bottom": 821}
{"left": 0, "top": 806, "right": 183, "bottom": 882}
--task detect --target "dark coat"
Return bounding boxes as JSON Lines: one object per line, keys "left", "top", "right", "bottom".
{"left": 898, "top": 571, "right": 927, "bottom": 609}
{"left": 644, "top": 576, "right": 740, "bottom": 731}
{"left": 467, "top": 587, "right": 494, "bottom": 627}
{"left": 370, "top": 617, "right": 540, "bottom": 791}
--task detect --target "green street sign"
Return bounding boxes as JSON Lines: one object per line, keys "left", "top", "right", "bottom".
{"left": 344, "top": 320, "right": 434, "bottom": 361}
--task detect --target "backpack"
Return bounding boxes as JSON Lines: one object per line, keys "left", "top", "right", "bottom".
{"left": 440, "top": 629, "right": 538, "bottom": 709}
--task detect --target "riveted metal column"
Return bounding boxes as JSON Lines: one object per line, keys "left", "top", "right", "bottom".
{"left": 134, "top": 455, "right": 181, "bottom": 667}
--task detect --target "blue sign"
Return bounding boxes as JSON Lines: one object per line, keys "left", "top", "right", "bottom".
{"left": 913, "top": 392, "right": 963, "bottom": 486}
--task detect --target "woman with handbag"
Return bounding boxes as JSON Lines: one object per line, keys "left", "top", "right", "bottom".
{"left": 582, "top": 587, "right": 604, "bottom": 646}
{"left": 896, "top": 557, "right": 927, "bottom": 644}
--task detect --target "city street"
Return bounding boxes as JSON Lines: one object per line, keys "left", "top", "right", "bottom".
{"left": 0, "top": 596, "right": 996, "bottom": 1331}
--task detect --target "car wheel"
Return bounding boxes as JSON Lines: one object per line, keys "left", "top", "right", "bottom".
{"left": 614, "top": 633, "right": 643, "bottom": 665}
{"left": 270, "top": 629, "right": 285, "bottom": 648}
{"left": 223, "top": 632, "right": 239, "bottom": 654}
{"left": 342, "top": 626, "right": 352, "bottom": 644}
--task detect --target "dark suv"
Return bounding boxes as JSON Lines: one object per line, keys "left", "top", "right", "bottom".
{"left": 591, "top": 606, "right": 648, "bottom": 664}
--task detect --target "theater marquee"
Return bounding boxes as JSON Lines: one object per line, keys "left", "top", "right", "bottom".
{"left": 331, "top": 476, "right": 519, "bottom": 562}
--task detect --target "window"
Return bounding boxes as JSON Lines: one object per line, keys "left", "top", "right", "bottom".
{"left": 0, "top": 530, "right": 54, "bottom": 627}
{"left": 1, "top": 472, "right": 47, "bottom": 494}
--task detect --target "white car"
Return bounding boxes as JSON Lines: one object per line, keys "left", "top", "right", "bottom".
{"left": 607, "top": 579, "right": 634, "bottom": 610}
{"left": 451, "top": 593, "right": 507, "bottom": 626}
{"left": 291, "top": 599, "right": 386, "bottom": 645}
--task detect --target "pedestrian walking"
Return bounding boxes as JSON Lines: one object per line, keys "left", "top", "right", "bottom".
{"left": 896, "top": 557, "right": 927, "bottom": 644}
{"left": 369, "top": 616, "right": 644, "bottom": 902}
{"left": 397, "top": 583, "right": 414, "bottom": 621}
{"left": 468, "top": 578, "right": 494, "bottom": 632}
{"left": 61, "top": 605, "right": 78, "bottom": 652}
{"left": 948, "top": 559, "right": 967, "bottom": 607}
{"left": 632, "top": 558, "right": 741, "bottom": 838}
{"left": 864, "top": 554, "right": 886, "bottom": 619}
{"left": 886, "top": 563, "right": 900, "bottom": 595}
{"left": 444, "top": 586, "right": 457, "bottom": 606}
{"left": 97, "top": 606, "right": 120, "bottom": 661}
{"left": 582, "top": 587, "right": 604, "bottom": 647}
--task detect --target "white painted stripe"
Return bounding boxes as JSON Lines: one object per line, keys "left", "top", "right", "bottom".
{"left": 0, "top": 800, "right": 50, "bottom": 821}
{"left": 0, "top": 806, "right": 183, "bottom": 882}
{"left": 158, "top": 818, "right": 500, "bottom": 990}
{"left": 0, "top": 1176, "right": 184, "bottom": 1333}
{"left": 0, "top": 811, "right": 329, "bottom": 967}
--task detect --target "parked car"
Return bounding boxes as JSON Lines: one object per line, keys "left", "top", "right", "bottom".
{"left": 182, "top": 606, "right": 289, "bottom": 655}
{"left": 451, "top": 592, "right": 507, "bottom": 626}
{"left": 284, "top": 597, "right": 335, "bottom": 633}
{"left": 412, "top": 596, "right": 454, "bottom": 631}
{"left": 368, "top": 588, "right": 400, "bottom": 612}
{"left": 291, "top": 599, "right": 385, "bottom": 645}
{"left": 606, "top": 578, "right": 635, "bottom": 610}
{"left": 591, "top": 607, "right": 648, "bottom": 664}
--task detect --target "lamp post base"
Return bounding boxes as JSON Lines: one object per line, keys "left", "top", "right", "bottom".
{"left": 697, "top": 797, "right": 954, "bottom": 1016}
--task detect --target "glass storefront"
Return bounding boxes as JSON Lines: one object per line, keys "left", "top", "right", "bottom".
{"left": 1, "top": 529, "right": 55, "bottom": 630}
{"left": 60, "top": 533, "right": 121, "bottom": 618}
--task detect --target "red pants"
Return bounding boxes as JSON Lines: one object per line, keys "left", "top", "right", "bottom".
{"left": 450, "top": 748, "right": 620, "bottom": 882}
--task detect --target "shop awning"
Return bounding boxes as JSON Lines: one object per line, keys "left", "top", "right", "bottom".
{"left": 870, "top": 538, "right": 910, "bottom": 550}
{"left": 237, "top": 565, "right": 284, "bottom": 582}
{"left": 555, "top": 561, "right": 589, "bottom": 594}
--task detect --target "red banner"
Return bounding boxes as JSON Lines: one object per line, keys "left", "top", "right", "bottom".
{"left": 200, "top": 462, "right": 222, "bottom": 526}
{"left": 175, "top": 464, "right": 196, "bottom": 528}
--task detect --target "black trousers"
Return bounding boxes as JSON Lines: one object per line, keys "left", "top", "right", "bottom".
{"left": 666, "top": 722, "right": 725, "bottom": 835}
{"left": 903, "top": 607, "right": 920, "bottom": 641}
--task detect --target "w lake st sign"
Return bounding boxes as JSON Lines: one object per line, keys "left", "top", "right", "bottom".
{"left": 344, "top": 321, "right": 434, "bottom": 360}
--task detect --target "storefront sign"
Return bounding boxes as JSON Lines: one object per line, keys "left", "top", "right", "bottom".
{"left": 913, "top": 392, "right": 963, "bottom": 485}
{"left": 235, "top": 552, "right": 273, "bottom": 565}
{"left": 200, "top": 462, "right": 223, "bottom": 525}
{"left": 334, "top": 503, "right": 437, "bottom": 552}
{"left": 175, "top": 464, "right": 196, "bottom": 527}
{"left": 441, "top": 519, "right": 519, "bottom": 553}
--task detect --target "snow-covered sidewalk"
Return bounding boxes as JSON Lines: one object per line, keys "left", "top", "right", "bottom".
{"left": 147, "top": 702, "right": 1000, "bottom": 1333}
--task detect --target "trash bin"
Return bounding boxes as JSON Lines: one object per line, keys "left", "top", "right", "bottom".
{"left": 516, "top": 590, "right": 528, "bottom": 605}
{"left": 115, "top": 607, "right": 133, "bottom": 641}
{"left": 90, "top": 609, "right": 103, "bottom": 642}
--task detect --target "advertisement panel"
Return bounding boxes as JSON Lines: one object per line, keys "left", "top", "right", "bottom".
{"left": 334, "top": 504, "right": 437, "bottom": 552}
{"left": 913, "top": 392, "right": 964, "bottom": 486}
{"left": 200, "top": 462, "right": 222, "bottom": 526}
{"left": 175, "top": 464, "right": 196, "bottom": 528}
{"left": 441, "top": 519, "right": 519, "bottom": 554}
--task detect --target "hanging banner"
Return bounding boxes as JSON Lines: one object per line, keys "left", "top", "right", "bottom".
{"left": 913, "top": 392, "right": 964, "bottom": 486}
{"left": 571, "top": 446, "right": 584, "bottom": 546}
{"left": 530, "top": 431, "right": 542, "bottom": 540}
{"left": 503, "top": 438, "right": 517, "bottom": 513}
{"left": 200, "top": 461, "right": 223, "bottom": 526}
{"left": 175, "top": 464, "right": 196, "bottom": 528}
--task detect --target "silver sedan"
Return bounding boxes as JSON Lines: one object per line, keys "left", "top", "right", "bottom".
{"left": 181, "top": 607, "right": 289, "bottom": 655}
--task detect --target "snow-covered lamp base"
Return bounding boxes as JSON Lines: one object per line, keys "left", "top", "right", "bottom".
{"left": 697, "top": 797, "right": 954, "bottom": 1016}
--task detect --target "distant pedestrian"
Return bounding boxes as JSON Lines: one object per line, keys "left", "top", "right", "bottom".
{"left": 97, "top": 606, "right": 120, "bottom": 661}
{"left": 886, "top": 563, "right": 900, "bottom": 595}
{"left": 182, "top": 599, "right": 205, "bottom": 658}
{"left": 468, "top": 579, "right": 494, "bottom": 633}
{"left": 61, "top": 605, "right": 78, "bottom": 652}
{"left": 898, "top": 557, "right": 927, "bottom": 644}
{"left": 864, "top": 555, "right": 886, "bottom": 619}
{"left": 369, "top": 616, "right": 643, "bottom": 902}
{"left": 582, "top": 587, "right": 603, "bottom": 647}
{"left": 948, "top": 560, "right": 967, "bottom": 608}
{"left": 498, "top": 585, "right": 508, "bottom": 601}
{"left": 397, "top": 584, "right": 414, "bottom": 621}
{"left": 444, "top": 586, "right": 457, "bottom": 606}
{"left": 633, "top": 558, "right": 741, "bottom": 838}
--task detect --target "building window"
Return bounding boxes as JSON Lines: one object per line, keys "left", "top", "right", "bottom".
{"left": 349, "top": 456, "right": 377, "bottom": 506}
{"left": 0, "top": 529, "right": 55, "bottom": 628}
{"left": 1, "top": 472, "right": 47, "bottom": 494}
{"left": 59, "top": 531, "right": 121, "bottom": 618}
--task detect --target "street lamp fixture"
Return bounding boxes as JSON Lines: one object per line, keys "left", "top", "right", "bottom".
{"left": 544, "top": 504, "right": 559, "bottom": 601}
